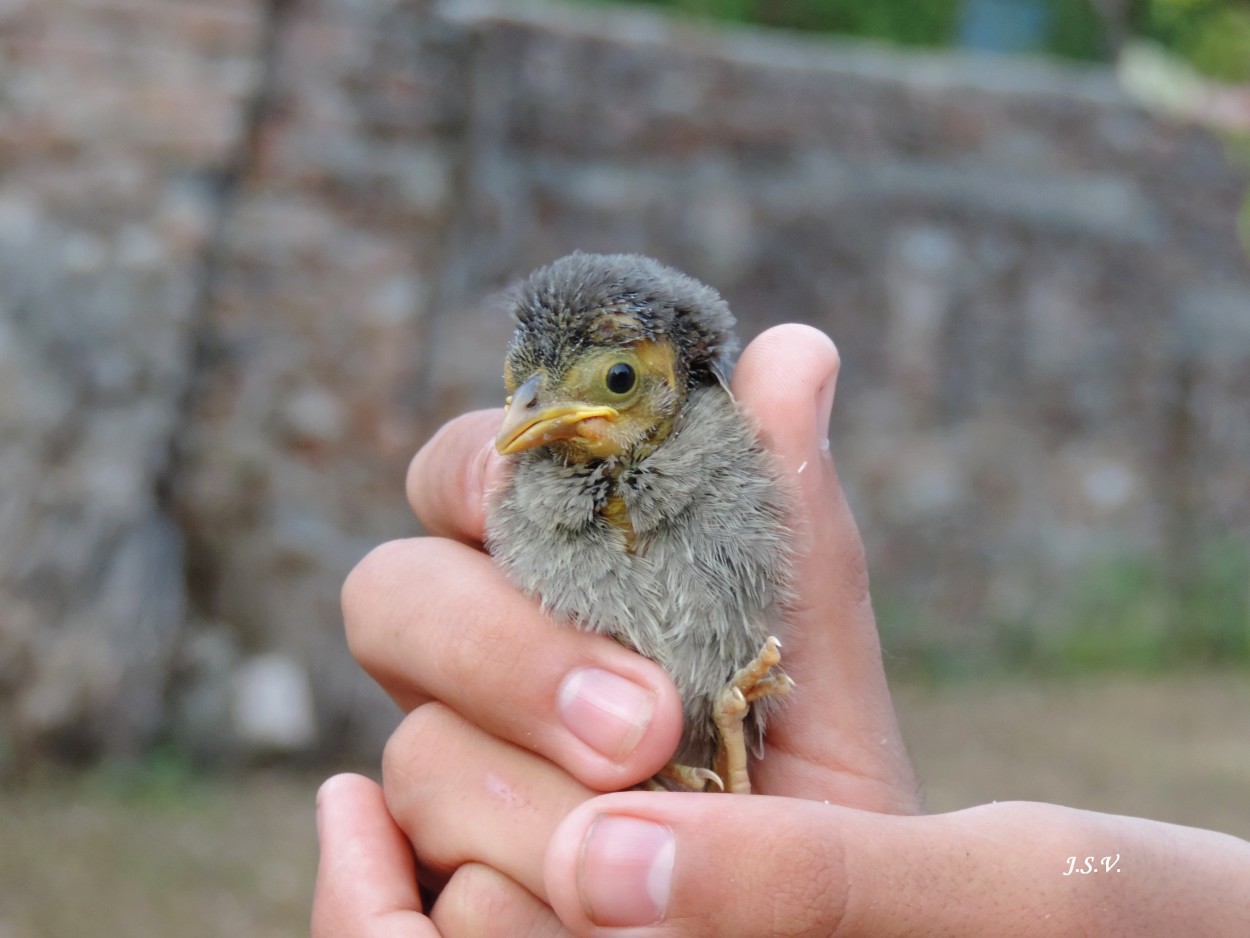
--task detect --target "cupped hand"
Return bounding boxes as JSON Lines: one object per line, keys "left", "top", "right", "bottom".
{"left": 316, "top": 323, "right": 921, "bottom": 935}
{"left": 342, "top": 322, "right": 919, "bottom": 810}
{"left": 315, "top": 323, "right": 1250, "bottom": 936}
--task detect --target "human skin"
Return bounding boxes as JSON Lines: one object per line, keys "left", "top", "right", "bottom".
{"left": 315, "top": 325, "right": 1250, "bottom": 937}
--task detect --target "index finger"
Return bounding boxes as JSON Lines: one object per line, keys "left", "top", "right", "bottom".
{"left": 406, "top": 409, "right": 507, "bottom": 545}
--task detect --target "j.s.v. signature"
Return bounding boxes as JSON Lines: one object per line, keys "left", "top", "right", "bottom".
{"left": 1063, "top": 854, "right": 1122, "bottom": 875}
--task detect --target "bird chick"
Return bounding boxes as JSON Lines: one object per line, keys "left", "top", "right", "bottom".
{"left": 485, "top": 252, "right": 793, "bottom": 793}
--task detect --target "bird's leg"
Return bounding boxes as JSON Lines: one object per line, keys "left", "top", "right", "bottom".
{"left": 713, "top": 635, "right": 792, "bottom": 795}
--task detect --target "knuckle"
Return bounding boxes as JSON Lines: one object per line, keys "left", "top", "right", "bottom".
{"left": 340, "top": 537, "right": 437, "bottom": 662}
{"left": 383, "top": 701, "right": 463, "bottom": 779}
{"left": 433, "top": 864, "right": 523, "bottom": 934}
{"left": 341, "top": 539, "right": 408, "bottom": 625}
{"left": 343, "top": 534, "right": 533, "bottom": 717}
{"left": 381, "top": 702, "right": 470, "bottom": 836}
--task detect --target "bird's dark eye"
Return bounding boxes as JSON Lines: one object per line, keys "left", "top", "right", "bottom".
{"left": 605, "top": 362, "right": 636, "bottom": 395}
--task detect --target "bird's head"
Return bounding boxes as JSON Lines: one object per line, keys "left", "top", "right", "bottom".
{"left": 496, "top": 253, "right": 738, "bottom": 463}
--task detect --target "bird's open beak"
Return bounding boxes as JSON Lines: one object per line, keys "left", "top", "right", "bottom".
{"left": 495, "top": 375, "right": 618, "bottom": 455}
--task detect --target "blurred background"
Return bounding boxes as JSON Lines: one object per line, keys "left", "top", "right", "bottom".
{"left": 1, "top": 0, "right": 1248, "bottom": 933}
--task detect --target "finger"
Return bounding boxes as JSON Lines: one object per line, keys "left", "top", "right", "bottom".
{"left": 312, "top": 773, "right": 440, "bottom": 938}
{"left": 407, "top": 409, "right": 508, "bottom": 545}
{"left": 545, "top": 792, "right": 849, "bottom": 937}
{"left": 734, "top": 324, "right": 919, "bottom": 810}
{"left": 383, "top": 702, "right": 593, "bottom": 903}
{"left": 343, "top": 538, "right": 684, "bottom": 791}
{"left": 431, "top": 864, "right": 570, "bottom": 938}
{"left": 545, "top": 794, "right": 1182, "bottom": 938}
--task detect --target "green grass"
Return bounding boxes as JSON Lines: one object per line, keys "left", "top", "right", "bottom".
{"left": 78, "top": 745, "right": 211, "bottom": 808}
{"left": 1036, "top": 543, "right": 1250, "bottom": 673}
{"left": 880, "top": 542, "right": 1250, "bottom": 682}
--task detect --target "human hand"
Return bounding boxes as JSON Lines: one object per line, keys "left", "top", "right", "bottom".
{"left": 343, "top": 323, "right": 920, "bottom": 810}
{"left": 316, "top": 323, "right": 919, "bottom": 935}
{"left": 312, "top": 768, "right": 1250, "bottom": 936}
{"left": 312, "top": 772, "right": 563, "bottom": 937}
{"left": 316, "top": 322, "right": 1250, "bottom": 935}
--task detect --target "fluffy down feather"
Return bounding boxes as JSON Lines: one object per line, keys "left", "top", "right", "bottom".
{"left": 486, "top": 253, "right": 793, "bottom": 770}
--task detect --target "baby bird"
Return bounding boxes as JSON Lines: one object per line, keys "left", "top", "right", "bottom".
{"left": 485, "top": 252, "right": 793, "bottom": 793}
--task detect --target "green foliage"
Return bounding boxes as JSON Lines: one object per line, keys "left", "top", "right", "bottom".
{"left": 578, "top": 0, "right": 961, "bottom": 45}
{"left": 82, "top": 745, "right": 210, "bottom": 808}
{"left": 1049, "top": 0, "right": 1111, "bottom": 61}
{"left": 1039, "top": 555, "right": 1178, "bottom": 671}
{"left": 1029, "top": 544, "right": 1250, "bottom": 673}
{"left": 1144, "top": 0, "right": 1250, "bottom": 81}
{"left": 572, "top": 0, "right": 1250, "bottom": 81}
{"left": 880, "top": 542, "right": 1250, "bottom": 682}
{"left": 750, "top": 0, "right": 964, "bottom": 46}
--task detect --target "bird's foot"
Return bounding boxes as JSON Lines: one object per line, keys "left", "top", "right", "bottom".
{"left": 732, "top": 635, "right": 794, "bottom": 703}
{"left": 713, "top": 636, "right": 793, "bottom": 795}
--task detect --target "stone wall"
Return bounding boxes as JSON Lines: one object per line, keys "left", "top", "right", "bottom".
{"left": 2, "top": 0, "right": 1247, "bottom": 767}
{"left": 0, "top": 0, "right": 263, "bottom": 762}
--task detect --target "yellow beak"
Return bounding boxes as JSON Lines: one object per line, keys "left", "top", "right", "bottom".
{"left": 495, "top": 375, "right": 618, "bottom": 455}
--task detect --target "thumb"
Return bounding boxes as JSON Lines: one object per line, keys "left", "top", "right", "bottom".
{"left": 545, "top": 792, "right": 855, "bottom": 937}
{"left": 734, "top": 325, "right": 917, "bottom": 808}
{"left": 544, "top": 792, "right": 1179, "bottom": 938}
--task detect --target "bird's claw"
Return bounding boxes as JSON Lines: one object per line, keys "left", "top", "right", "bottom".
{"left": 712, "top": 635, "right": 793, "bottom": 795}
{"left": 653, "top": 762, "right": 725, "bottom": 792}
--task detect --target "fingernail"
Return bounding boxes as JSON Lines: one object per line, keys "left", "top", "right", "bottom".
{"left": 315, "top": 775, "right": 342, "bottom": 841}
{"left": 472, "top": 437, "right": 506, "bottom": 498}
{"left": 578, "top": 814, "right": 675, "bottom": 927}
{"left": 480, "top": 440, "right": 508, "bottom": 495}
{"left": 558, "top": 668, "right": 655, "bottom": 762}
{"left": 815, "top": 373, "right": 836, "bottom": 452}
